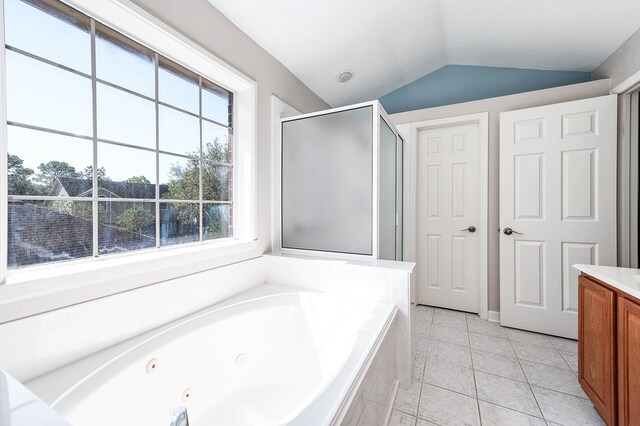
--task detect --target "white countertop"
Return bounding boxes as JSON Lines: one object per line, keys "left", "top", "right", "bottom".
{"left": 573, "top": 264, "right": 640, "bottom": 300}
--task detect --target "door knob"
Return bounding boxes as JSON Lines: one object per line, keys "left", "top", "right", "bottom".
{"left": 461, "top": 226, "right": 476, "bottom": 233}
{"left": 503, "top": 227, "right": 522, "bottom": 236}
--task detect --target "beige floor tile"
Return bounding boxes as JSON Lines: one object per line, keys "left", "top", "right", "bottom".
{"left": 469, "top": 333, "right": 515, "bottom": 357}
{"left": 478, "top": 401, "right": 546, "bottom": 426}
{"left": 427, "top": 340, "right": 473, "bottom": 368}
{"left": 471, "top": 348, "right": 526, "bottom": 382}
{"left": 475, "top": 371, "right": 542, "bottom": 418}
{"left": 394, "top": 377, "right": 422, "bottom": 416}
{"left": 423, "top": 359, "right": 476, "bottom": 397}
{"left": 511, "top": 340, "right": 569, "bottom": 369}
{"left": 531, "top": 386, "right": 605, "bottom": 426}
{"left": 520, "top": 359, "right": 586, "bottom": 398}
{"left": 430, "top": 325, "right": 470, "bottom": 347}
{"left": 389, "top": 409, "right": 417, "bottom": 426}
{"left": 418, "top": 383, "right": 480, "bottom": 426}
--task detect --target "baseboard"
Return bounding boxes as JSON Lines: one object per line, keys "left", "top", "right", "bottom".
{"left": 487, "top": 310, "right": 500, "bottom": 323}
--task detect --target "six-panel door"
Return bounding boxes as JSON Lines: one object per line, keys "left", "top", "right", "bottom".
{"left": 500, "top": 95, "right": 617, "bottom": 338}
{"left": 418, "top": 122, "right": 480, "bottom": 312}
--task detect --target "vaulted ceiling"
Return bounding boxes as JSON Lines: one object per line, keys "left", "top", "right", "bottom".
{"left": 207, "top": 0, "right": 640, "bottom": 107}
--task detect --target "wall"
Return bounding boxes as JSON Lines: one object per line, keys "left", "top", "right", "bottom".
{"left": 390, "top": 80, "right": 610, "bottom": 312}
{"left": 380, "top": 65, "right": 592, "bottom": 114}
{"left": 593, "top": 27, "right": 640, "bottom": 91}
{"left": 130, "top": 0, "right": 329, "bottom": 255}
{"left": 593, "top": 27, "right": 640, "bottom": 267}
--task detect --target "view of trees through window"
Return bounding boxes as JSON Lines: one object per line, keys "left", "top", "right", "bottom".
{"left": 4, "top": 0, "right": 234, "bottom": 269}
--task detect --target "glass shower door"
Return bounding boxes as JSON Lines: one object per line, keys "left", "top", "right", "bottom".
{"left": 379, "top": 117, "right": 397, "bottom": 260}
{"left": 281, "top": 106, "right": 373, "bottom": 255}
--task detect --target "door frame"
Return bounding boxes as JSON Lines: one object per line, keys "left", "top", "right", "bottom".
{"left": 271, "top": 95, "right": 301, "bottom": 254}
{"left": 406, "top": 112, "right": 489, "bottom": 319}
{"left": 611, "top": 75, "right": 640, "bottom": 268}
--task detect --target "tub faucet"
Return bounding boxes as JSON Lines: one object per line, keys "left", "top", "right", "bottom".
{"left": 168, "top": 406, "right": 189, "bottom": 426}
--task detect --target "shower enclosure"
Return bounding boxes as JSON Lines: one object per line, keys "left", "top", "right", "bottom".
{"left": 279, "top": 101, "right": 403, "bottom": 261}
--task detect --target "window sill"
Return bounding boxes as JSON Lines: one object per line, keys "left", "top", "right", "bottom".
{"left": 0, "top": 239, "right": 261, "bottom": 323}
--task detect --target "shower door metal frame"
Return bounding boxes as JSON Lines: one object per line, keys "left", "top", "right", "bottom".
{"left": 277, "top": 100, "right": 403, "bottom": 261}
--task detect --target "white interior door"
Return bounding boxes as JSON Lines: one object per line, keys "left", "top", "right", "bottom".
{"left": 418, "top": 123, "right": 480, "bottom": 313}
{"left": 499, "top": 95, "right": 617, "bottom": 339}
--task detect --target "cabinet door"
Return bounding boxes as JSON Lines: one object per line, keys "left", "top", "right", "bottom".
{"left": 618, "top": 297, "right": 640, "bottom": 426}
{"left": 578, "top": 275, "right": 616, "bottom": 425}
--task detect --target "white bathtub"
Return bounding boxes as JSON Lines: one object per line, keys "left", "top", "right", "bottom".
{"left": 28, "top": 284, "right": 398, "bottom": 426}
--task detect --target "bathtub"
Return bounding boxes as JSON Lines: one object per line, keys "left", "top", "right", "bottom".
{"left": 27, "top": 284, "right": 398, "bottom": 425}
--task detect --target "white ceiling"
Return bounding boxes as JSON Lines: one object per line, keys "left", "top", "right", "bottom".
{"left": 207, "top": 0, "right": 640, "bottom": 107}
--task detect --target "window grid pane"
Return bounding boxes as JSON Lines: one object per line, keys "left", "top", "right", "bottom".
{"left": 4, "top": 0, "right": 91, "bottom": 73}
{"left": 4, "top": 0, "right": 234, "bottom": 270}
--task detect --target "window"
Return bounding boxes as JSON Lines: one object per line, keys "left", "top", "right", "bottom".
{"left": 3, "top": 0, "right": 235, "bottom": 269}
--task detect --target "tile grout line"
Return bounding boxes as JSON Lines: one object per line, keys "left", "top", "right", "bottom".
{"left": 417, "top": 308, "right": 582, "bottom": 425}
{"left": 518, "top": 338, "right": 587, "bottom": 408}
{"left": 405, "top": 308, "right": 434, "bottom": 420}
{"left": 508, "top": 338, "right": 576, "bottom": 371}
{"left": 548, "top": 340, "right": 577, "bottom": 373}
{"left": 415, "top": 381, "right": 550, "bottom": 423}
{"left": 415, "top": 311, "right": 434, "bottom": 417}
{"left": 466, "top": 314, "right": 483, "bottom": 426}
{"left": 507, "top": 357, "right": 588, "bottom": 400}
{"left": 505, "top": 330, "right": 550, "bottom": 424}
{"left": 427, "top": 350, "right": 588, "bottom": 409}
{"left": 415, "top": 361, "right": 551, "bottom": 420}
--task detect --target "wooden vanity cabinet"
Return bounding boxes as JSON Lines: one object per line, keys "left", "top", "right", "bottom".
{"left": 578, "top": 275, "right": 616, "bottom": 425}
{"left": 579, "top": 273, "right": 640, "bottom": 425}
{"left": 618, "top": 297, "right": 640, "bottom": 426}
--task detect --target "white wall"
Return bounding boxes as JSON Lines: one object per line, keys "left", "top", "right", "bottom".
{"left": 593, "top": 27, "right": 640, "bottom": 91}
{"left": 130, "top": 0, "right": 329, "bottom": 255}
{"left": 390, "top": 80, "right": 611, "bottom": 311}
{"left": 593, "top": 27, "right": 640, "bottom": 267}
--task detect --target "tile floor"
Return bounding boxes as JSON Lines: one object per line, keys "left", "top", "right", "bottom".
{"left": 390, "top": 305, "right": 604, "bottom": 426}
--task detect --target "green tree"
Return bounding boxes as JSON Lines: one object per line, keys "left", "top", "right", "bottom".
{"left": 69, "top": 201, "right": 93, "bottom": 221}
{"left": 203, "top": 138, "right": 230, "bottom": 164}
{"left": 7, "top": 153, "right": 38, "bottom": 195}
{"left": 164, "top": 140, "right": 229, "bottom": 234}
{"left": 83, "top": 165, "right": 109, "bottom": 181}
{"left": 165, "top": 139, "right": 229, "bottom": 201}
{"left": 36, "top": 161, "right": 81, "bottom": 188}
{"left": 165, "top": 159, "right": 200, "bottom": 228}
{"left": 126, "top": 175, "right": 151, "bottom": 184}
{"left": 166, "top": 159, "right": 199, "bottom": 200}
{"left": 115, "top": 207, "right": 154, "bottom": 234}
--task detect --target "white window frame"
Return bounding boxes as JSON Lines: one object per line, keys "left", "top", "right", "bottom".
{"left": 0, "top": 0, "right": 258, "bottom": 322}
